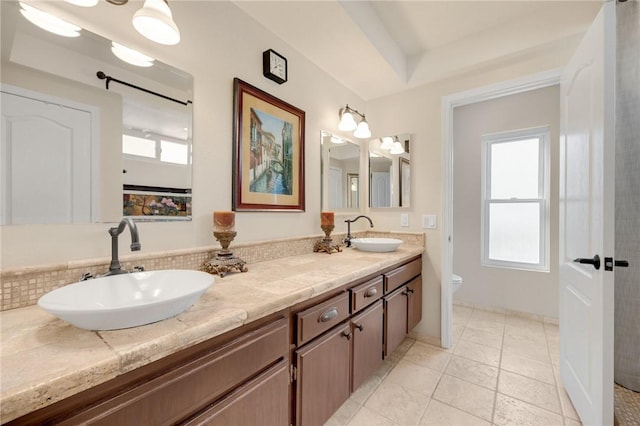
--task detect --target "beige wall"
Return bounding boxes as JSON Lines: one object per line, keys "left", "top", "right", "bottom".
{"left": 0, "top": 2, "right": 364, "bottom": 268}
{"left": 452, "top": 85, "right": 560, "bottom": 318}
{"left": 1, "top": 1, "right": 582, "bottom": 340}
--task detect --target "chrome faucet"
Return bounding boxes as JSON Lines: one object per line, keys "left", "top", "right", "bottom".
{"left": 344, "top": 215, "right": 374, "bottom": 247}
{"left": 105, "top": 218, "right": 141, "bottom": 276}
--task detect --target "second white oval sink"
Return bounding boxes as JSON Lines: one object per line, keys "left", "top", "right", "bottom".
{"left": 38, "top": 270, "right": 214, "bottom": 331}
{"left": 351, "top": 238, "right": 403, "bottom": 253}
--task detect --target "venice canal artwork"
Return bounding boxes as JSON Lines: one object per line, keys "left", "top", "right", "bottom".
{"left": 249, "top": 107, "right": 294, "bottom": 195}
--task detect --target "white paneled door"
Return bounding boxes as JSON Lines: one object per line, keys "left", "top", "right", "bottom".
{"left": 559, "top": 3, "right": 615, "bottom": 425}
{"left": 1, "top": 89, "right": 93, "bottom": 225}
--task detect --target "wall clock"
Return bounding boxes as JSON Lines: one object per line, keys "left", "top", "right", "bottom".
{"left": 262, "top": 49, "right": 287, "bottom": 84}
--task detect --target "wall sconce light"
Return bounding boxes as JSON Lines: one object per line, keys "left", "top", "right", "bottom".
{"left": 379, "top": 135, "right": 405, "bottom": 155}
{"left": 111, "top": 41, "right": 155, "bottom": 67}
{"left": 338, "top": 104, "right": 371, "bottom": 139}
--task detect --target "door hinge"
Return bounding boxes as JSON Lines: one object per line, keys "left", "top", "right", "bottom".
{"left": 290, "top": 364, "right": 296, "bottom": 382}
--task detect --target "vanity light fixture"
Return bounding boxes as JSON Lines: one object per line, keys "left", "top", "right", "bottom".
{"left": 389, "top": 136, "right": 405, "bottom": 155}
{"left": 111, "top": 41, "right": 155, "bottom": 67}
{"left": 380, "top": 136, "right": 394, "bottom": 150}
{"left": 19, "top": 2, "right": 81, "bottom": 38}
{"left": 338, "top": 104, "right": 372, "bottom": 139}
{"left": 132, "top": 0, "right": 181, "bottom": 46}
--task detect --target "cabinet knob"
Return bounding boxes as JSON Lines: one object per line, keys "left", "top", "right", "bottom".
{"left": 318, "top": 307, "right": 339, "bottom": 323}
{"left": 364, "top": 287, "right": 378, "bottom": 298}
{"left": 341, "top": 331, "right": 352, "bottom": 340}
{"left": 354, "top": 323, "right": 364, "bottom": 331}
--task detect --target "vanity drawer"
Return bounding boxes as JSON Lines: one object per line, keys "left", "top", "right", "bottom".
{"left": 350, "top": 276, "right": 383, "bottom": 313}
{"left": 384, "top": 257, "right": 422, "bottom": 293}
{"left": 296, "top": 292, "right": 350, "bottom": 346}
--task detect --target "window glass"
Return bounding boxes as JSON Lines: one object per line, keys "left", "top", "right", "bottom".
{"left": 123, "top": 134, "right": 155, "bottom": 158}
{"left": 488, "top": 202, "right": 540, "bottom": 264}
{"left": 160, "top": 140, "right": 188, "bottom": 165}
{"left": 490, "top": 138, "right": 539, "bottom": 199}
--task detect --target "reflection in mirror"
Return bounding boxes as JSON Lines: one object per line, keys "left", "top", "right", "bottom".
{"left": 321, "top": 131, "right": 361, "bottom": 211}
{"left": 0, "top": 1, "right": 193, "bottom": 224}
{"left": 369, "top": 134, "right": 411, "bottom": 208}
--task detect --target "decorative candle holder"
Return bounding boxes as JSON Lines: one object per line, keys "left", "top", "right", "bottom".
{"left": 313, "top": 224, "right": 343, "bottom": 254}
{"left": 203, "top": 230, "right": 248, "bottom": 277}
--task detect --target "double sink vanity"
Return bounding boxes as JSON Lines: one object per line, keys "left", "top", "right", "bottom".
{"left": 1, "top": 242, "right": 424, "bottom": 425}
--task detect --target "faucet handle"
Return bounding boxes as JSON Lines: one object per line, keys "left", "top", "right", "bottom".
{"left": 80, "top": 272, "right": 94, "bottom": 281}
{"left": 132, "top": 265, "right": 145, "bottom": 272}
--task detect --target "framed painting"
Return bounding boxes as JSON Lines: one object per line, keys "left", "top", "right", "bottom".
{"left": 232, "top": 78, "right": 305, "bottom": 211}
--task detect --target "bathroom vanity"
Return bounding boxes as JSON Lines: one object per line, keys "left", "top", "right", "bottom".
{"left": 1, "top": 246, "right": 423, "bottom": 425}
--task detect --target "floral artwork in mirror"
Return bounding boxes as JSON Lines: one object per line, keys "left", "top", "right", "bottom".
{"left": 369, "top": 134, "right": 411, "bottom": 208}
{"left": 321, "top": 131, "right": 361, "bottom": 211}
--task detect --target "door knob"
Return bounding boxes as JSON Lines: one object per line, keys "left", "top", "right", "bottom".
{"left": 573, "top": 254, "right": 601, "bottom": 270}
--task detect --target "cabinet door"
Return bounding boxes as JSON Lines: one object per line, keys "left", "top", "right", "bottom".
{"left": 407, "top": 276, "right": 423, "bottom": 332}
{"left": 384, "top": 285, "right": 408, "bottom": 357}
{"left": 183, "top": 360, "right": 289, "bottom": 426}
{"left": 295, "top": 323, "right": 351, "bottom": 426}
{"left": 351, "top": 300, "right": 383, "bottom": 392}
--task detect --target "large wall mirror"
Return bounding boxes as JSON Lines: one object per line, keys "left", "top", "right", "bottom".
{"left": 321, "top": 131, "right": 361, "bottom": 211}
{"left": 369, "top": 134, "right": 411, "bottom": 208}
{"left": 0, "top": 1, "right": 193, "bottom": 225}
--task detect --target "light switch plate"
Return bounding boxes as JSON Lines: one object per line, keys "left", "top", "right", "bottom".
{"left": 422, "top": 214, "right": 437, "bottom": 229}
{"left": 400, "top": 213, "right": 409, "bottom": 227}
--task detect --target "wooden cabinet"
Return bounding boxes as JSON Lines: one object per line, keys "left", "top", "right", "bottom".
{"left": 384, "top": 285, "right": 408, "bottom": 357}
{"left": 183, "top": 360, "right": 289, "bottom": 426}
{"left": 293, "top": 284, "right": 386, "bottom": 426}
{"left": 383, "top": 258, "right": 423, "bottom": 357}
{"left": 295, "top": 323, "right": 352, "bottom": 426}
{"left": 8, "top": 313, "right": 290, "bottom": 426}
{"left": 351, "top": 300, "right": 384, "bottom": 392}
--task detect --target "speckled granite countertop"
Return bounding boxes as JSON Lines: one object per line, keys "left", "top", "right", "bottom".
{"left": 0, "top": 245, "right": 424, "bottom": 423}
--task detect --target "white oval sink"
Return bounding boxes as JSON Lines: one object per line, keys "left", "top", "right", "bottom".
{"left": 350, "top": 238, "right": 403, "bottom": 253}
{"left": 38, "top": 270, "right": 214, "bottom": 331}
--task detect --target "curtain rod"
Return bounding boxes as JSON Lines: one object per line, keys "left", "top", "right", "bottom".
{"left": 96, "top": 71, "right": 192, "bottom": 106}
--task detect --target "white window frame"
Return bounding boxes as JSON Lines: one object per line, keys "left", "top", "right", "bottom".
{"left": 123, "top": 128, "right": 192, "bottom": 166}
{"left": 481, "top": 126, "right": 550, "bottom": 272}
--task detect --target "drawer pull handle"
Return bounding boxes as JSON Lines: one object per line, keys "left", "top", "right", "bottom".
{"left": 319, "top": 307, "right": 338, "bottom": 323}
{"left": 354, "top": 323, "right": 364, "bottom": 331}
{"left": 364, "top": 287, "right": 378, "bottom": 298}
{"left": 342, "top": 331, "right": 352, "bottom": 340}
{"left": 403, "top": 288, "right": 415, "bottom": 296}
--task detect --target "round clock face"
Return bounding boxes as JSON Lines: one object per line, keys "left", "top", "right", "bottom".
{"left": 270, "top": 54, "right": 286, "bottom": 79}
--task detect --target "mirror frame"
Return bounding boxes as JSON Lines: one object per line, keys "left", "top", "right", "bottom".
{"left": 320, "top": 130, "right": 364, "bottom": 213}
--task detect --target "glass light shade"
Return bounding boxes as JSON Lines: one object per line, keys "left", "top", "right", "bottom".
{"left": 111, "top": 42, "right": 155, "bottom": 67}
{"left": 338, "top": 110, "right": 357, "bottom": 132}
{"left": 380, "top": 137, "right": 394, "bottom": 150}
{"left": 353, "top": 118, "right": 371, "bottom": 139}
{"left": 64, "top": 0, "right": 99, "bottom": 6}
{"left": 133, "top": 0, "right": 181, "bottom": 45}
{"left": 19, "top": 2, "right": 81, "bottom": 38}
{"left": 390, "top": 141, "right": 405, "bottom": 154}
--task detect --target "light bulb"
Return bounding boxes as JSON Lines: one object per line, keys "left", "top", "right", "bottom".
{"left": 338, "top": 110, "right": 357, "bottom": 132}
{"left": 111, "top": 42, "right": 155, "bottom": 67}
{"left": 19, "top": 2, "right": 81, "bottom": 38}
{"left": 133, "top": 0, "right": 181, "bottom": 45}
{"left": 390, "top": 141, "right": 405, "bottom": 154}
{"left": 380, "top": 137, "right": 394, "bottom": 150}
{"left": 353, "top": 118, "right": 371, "bottom": 139}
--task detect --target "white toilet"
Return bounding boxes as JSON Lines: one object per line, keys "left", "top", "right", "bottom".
{"left": 452, "top": 274, "right": 463, "bottom": 293}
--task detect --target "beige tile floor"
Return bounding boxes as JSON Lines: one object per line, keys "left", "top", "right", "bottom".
{"left": 325, "top": 304, "right": 582, "bottom": 426}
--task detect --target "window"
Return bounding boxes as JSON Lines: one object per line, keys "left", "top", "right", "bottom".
{"left": 481, "top": 127, "right": 550, "bottom": 271}
{"left": 122, "top": 130, "right": 191, "bottom": 166}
